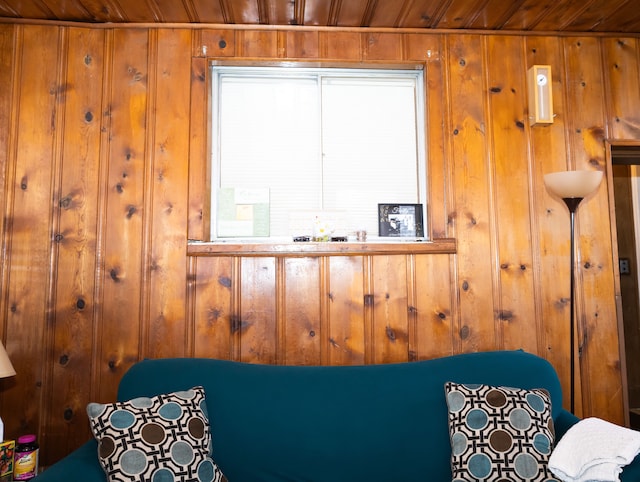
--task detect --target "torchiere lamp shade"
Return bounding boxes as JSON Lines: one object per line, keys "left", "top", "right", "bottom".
{"left": 544, "top": 170, "right": 603, "bottom": 199}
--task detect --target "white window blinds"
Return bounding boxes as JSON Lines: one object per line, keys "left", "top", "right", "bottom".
{"left": 211, "top": 66, "right": 426, "bottom": 240}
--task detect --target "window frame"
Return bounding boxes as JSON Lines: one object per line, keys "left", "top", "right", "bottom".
{"left": 203, "top": 60, "right": 431, "bottom": 245}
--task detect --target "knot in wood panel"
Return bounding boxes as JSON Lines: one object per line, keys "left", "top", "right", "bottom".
{"left": 63, "top": 408, "right": 73, "bottom": 421}
{"left": 497, "top": 310, "right": 514, "bottom": 321}
{"left": 59, "top": 195, "right": 72, "bottom": 209}
{"left": 217, "top": 276, "right": 231, "bottom": 288}
{"left": 385, "top": 326, "right": 396, "bottom": 341}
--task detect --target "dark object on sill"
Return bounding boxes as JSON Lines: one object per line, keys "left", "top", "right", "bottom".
{"left": 331, "top": 236, "right": 347, "bottom": 242}
{"left": 293, "top": 236, "right": 311, "bottom": 242}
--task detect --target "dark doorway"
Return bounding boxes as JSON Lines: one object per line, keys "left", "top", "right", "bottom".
{"left": 611, "top": 145, "right": 640, "bottom": 429}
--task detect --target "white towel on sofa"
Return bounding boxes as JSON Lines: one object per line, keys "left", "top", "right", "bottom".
{"left": 549, "top": 417, "right": 640, "bottom": 482}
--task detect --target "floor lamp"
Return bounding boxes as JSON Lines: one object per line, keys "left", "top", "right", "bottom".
{"left": 543, "top": 170, "right": 603, "bottom": 414}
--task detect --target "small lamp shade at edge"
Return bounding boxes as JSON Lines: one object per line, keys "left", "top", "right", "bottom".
{"left": 0, "top": 342, "right": 15, "bottom": 379}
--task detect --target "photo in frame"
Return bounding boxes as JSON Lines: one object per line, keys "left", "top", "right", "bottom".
{"left": 378, "top": 204, "right": 424, "bottom": 238}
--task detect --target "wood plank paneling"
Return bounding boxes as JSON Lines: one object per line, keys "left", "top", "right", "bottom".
{"left": 240, "top": 257, "right": 277, "bottom": 363}
{"left": 192, "top": 257, "right": 234, "bottom": 359}
{"left": 405, "top": 33, "right": 448, "bottom": 239}
{"left": 45, "top": 25, "right": 105, "bottom": 460}
{"left": 563, "top": 36, "right": 618, "bottom": 419}
{"left": 526, "top": 34, "right": 573, "bottom": 412}
{"left": 4, "top": 24, "right": 61, "bottom": 443}
{"left": 145, "top": 28, "right": 192, "bottom": 359}
{"left": 603, "top": 38, "right": 640, "bottom": 140}
{"left": 328, "top": 256, "right": 365, "bottom": 365}
{"left": 414, "top": 254, "right": 455, "bottom": 359}
{"left": 97, "top": 28, "right": 149, "bottom": 404}
{"left": 371, "top": 255, "right": 409, "bottom": 363}
{"left": 447, "top": 34, "right": 496, "bottom": 352}
{"left": 283, "top": 257, "right": 322, "bottom": 365}
{"left": 0, "top": 23, "right": 635, "bottom": 467}
{"left": 485, "top": 35, "right": 539, "bottom": 353}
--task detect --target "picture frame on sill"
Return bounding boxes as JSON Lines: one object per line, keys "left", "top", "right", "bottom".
{"left": 378, "top": 203, "right": 424, "bottom": 238}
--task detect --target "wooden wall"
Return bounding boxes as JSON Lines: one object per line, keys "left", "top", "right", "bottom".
{"left": 0, "top": 21, "right": 639, "bottom": 466}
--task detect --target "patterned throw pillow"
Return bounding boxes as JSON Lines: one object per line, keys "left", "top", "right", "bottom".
{"left": 444, "top": 381, "right": 560, "bottom": 482}
{"left": 87, "top": 386, "right": 226, "bottom": 482}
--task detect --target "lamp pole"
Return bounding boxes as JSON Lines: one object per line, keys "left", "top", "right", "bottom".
{"left": 563, "top": 197, "right": 583, "bottom": 415}
{"left": 543, "top": 169, "right": 602, "bottom": 416}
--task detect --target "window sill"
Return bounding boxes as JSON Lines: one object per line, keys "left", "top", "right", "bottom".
{"left": 187, "top": 238, "right": 456, "bottom": 257}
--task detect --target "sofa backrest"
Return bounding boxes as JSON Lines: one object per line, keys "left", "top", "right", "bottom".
{"left": 117, "top": 350, "right": 563, "bottom": 482}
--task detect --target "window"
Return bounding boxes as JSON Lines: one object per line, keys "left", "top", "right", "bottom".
{"left": 210, "top": 64, "right": 427, "bottom": 241}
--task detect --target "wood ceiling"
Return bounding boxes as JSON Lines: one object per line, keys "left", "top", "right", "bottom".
{"left": 1, "top": 0, "right": 640, "bottom": 33}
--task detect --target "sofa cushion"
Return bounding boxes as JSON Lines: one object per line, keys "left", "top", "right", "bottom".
{"left": 87, "top": 386, "right": 226, "bottom": 482}
{"left": 445, "top": 381, "right": 559, "bottom": 482}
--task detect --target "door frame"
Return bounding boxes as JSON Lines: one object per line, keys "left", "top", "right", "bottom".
{"left": 605, "top": 138, "right": 640, "bottom": 427}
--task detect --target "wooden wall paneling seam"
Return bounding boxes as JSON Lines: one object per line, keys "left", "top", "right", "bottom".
{"left": 406, "top": 253, "right": 417, "bottom": 361}
{"left": 522, "top": 36, "right": 547, "bottom": 358}
{"left": 0, "top": 24, "right": 19, "bottom": 339}
{"left": 148, "top": 28, "right": 193, "bottom": 359}
{"left": 293, "top": 0, "right": 304, "bottom": 26}
{"left": 41, "top": 24, "right": 68, "bottom": 463}
{"left": 8, "top": 23, "right": 62, "bottom": 443}
{"left": 98, "top": 28, "right": 149, "bottom": 403}
{"left": 319, "top": 256, "right": 330, "bottom": 365}
{"left": 276, "top": 256, "right": 285, "bottom": 364}
{"left": 486, "top": 35, "right": 539, "bottom": 354}
{"left": 0, "top": 24, "right": 19, "bottom": 436}
{"left": 602, "top": 38, "right": 640, "bottom": 140}
{"left": 363, "top": 254, "right": 373, "bottom": 365}
{"left": 481, "top": 34, "right": 504, "bottom": 351}
{"left": 282, "top": 257, "right": 321, "bottom": 365}
{"left": 182, "top": 0, "right": 200, "bottom": 22}
{"left": 186, "top": 255, "right": 197, "bottom": 357}
{"left": 231, "top": 256, "right": 241, "bottom": 361}
{"left": 235, "top": 29, "right": 243, "bottom": 57}
{"left": 139, "top": 28, "right": 159, "bottom": 359}
{"left": 146, "top": 0, "right": 166, "bottom": 22}
{"left": 90, "top": 27, "right": 113, "bottom": 406}
{"left": 0, "top": 26, "right": 15, "bottom": 295}
{"left": 277, "top": 30, "right": 286, "bottom": 57}
{"left": 47, "top": 26, "right": 109, "bottom": 462}
{"left": 187, "top": 55, "right": 208, "bottom": 241}
{"left": 441, "top": 34, "right": 462, "bottom": 355}
{"left": 219, "top": 0, "right": 234, "bottom": 24}
{"left": 447, "top": 33, "right": 496, "bottom": 352}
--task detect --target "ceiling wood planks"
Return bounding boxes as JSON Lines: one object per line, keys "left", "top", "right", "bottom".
{"left": 1, "top": 0, "right": 640, "bottom": 32}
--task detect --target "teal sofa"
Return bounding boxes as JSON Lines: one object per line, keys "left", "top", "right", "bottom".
{"left": 35, "top": 350, "right": 640, "bottom": 481}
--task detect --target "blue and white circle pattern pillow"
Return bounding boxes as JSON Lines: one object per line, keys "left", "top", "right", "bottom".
{"left": 87, "top": 386, "right": 226, "bottom": 482}
{"left": 444, "top": 382, "right": 560, "bottom": 482}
